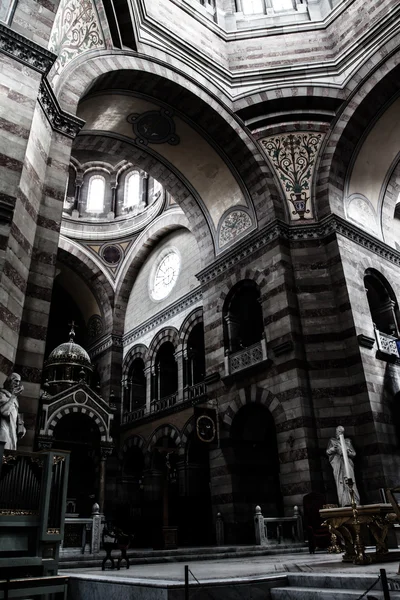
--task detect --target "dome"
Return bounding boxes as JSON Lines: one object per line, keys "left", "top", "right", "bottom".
{"left": 46, "top": 340, "right": 91, "bottom": 368}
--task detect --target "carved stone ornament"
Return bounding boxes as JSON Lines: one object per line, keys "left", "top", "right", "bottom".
{"left": 261, "top": 132, "right": 324, "bottom": 220}
{"left": 38, "top": 78, "right": 85, "bottom": 139}
{"left": 219, "top": 210, "right": 253, "bottom": 248}
{"left": 48, "top": 0, "right": 104, "bottom": 82}
{"left": 0, "top": 22, "right": 55, "bottom": 74}
{"left": 127, "top": 109, "right": 180, "bottom": 146}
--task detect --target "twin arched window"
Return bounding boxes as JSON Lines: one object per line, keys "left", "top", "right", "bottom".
{"left": 87, "top": 175, "right": 105, "bottom": 212}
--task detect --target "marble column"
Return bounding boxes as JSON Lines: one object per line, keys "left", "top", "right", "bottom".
{"left": 174, "top": 345, "right": 184, "bottom": 402}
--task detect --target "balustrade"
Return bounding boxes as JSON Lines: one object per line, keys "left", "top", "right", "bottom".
{"left": 374, "top": 328, "right": 400, "bottom": 358}
{"left": 227, "top": 339, "right": 267, "bottom": 375}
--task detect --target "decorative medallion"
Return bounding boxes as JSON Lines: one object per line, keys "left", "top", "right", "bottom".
{"left": 219, "top": 210, "right": 253, "bottom": 248}
{"left": 101, "top": 244, "right": 122, "bottom": 265}
{"left": 150, "top": 249, "right": 180, "bottom": 301}
{"left": 74, "top": 390, "right": 87, "bottom": 404}
{"left": 87, "top": 315, "right": 104, "bottom": 340}
{"left": 48, "top": 0, "right": 104, "bottom": 82}
{"left": 261, "top": 132, "right": 323, "bottom": 220}
{"left": 127, "top": 110, "right": 180, "bottom": 146}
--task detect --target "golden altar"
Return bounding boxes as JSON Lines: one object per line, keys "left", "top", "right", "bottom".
{"left": 320, "top": 504, "right": 398, "bottom": 565}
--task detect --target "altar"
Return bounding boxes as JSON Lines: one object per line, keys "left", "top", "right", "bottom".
{"left": 320, "top": 503, "right": 398, "bottom": 565}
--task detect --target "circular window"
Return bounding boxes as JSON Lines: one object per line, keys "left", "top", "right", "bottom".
{"left": 151, "top": 250, "right": 180, "bottom": 301}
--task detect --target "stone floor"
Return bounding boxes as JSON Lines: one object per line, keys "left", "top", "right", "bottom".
{"left": 61, "top": 549, "right": 400, "bottom": 585}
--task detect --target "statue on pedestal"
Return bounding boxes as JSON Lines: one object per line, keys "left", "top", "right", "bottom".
{"left": 326, "top": 425, "right": 360, "bottom": 506}
{"left": 0, "top": 373, "right": 25, "bottom": 450}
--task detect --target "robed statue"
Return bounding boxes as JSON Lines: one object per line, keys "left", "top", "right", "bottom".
{"left": 326, "top": 425, "right": 360, "bottom": 506}
{"left": 0, "top": 373, "right": 25, "bottom": 450}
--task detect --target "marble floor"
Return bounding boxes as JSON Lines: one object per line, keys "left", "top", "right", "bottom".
{"left": 60, "top": 550, "right": 400, "bottom": 585}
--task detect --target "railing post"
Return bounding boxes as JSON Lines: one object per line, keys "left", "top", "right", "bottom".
{"left": 294, "top": 505, "right": 303, "bottom": 542}
{"left": 91, "top": 502, "right": 102, "bottom": 554}
{"left": 254, "top": 505, "right": 266, "bottom": 545}
{"left": 216, "top": 512, "right": 224, "bottom": 546}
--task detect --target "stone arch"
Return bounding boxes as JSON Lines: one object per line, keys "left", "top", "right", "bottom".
{"left": 73, "top": 133, "right": 214, "bottom": 265}
{"left": 122, "top": 344, "right": 148, "bottom": 376}
{"left": 58, "top": 237, "right": 114, "bottom": 334}
{"left": 179, "top": 415, "right": 197, "bottom": 458}
{"left": 179, "top": 308, "right": 204, "bottom": 345}
{"left": 53, "top": 53, "right": 280, "bottom": 232}
{"left": 380, "top": 157, "right": 400, "bottom": 249}
{"left": 215, "top": 269, "right": 267, "bottom": 312}
{"left": 144, "top": 424, "right": 182, "bottom": 468}
{"left": 46, "top": 405, "right": 108, "bottom": 442}
{"left": 316, "top": 46, "right": 400, "bottom": 220}
{"left": 119, "top": 434, "right": 145, "bottom": 460}
{"left": 115, "top": 210, "right": 192, "bottom": 336}
{"left": 220, "top": 384, "right": 285, "bottom": 432}
{"left": 147, "top": 327, "right": 180, "bottom": 365}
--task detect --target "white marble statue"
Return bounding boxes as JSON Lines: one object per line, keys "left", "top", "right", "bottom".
{"left": 0, "top": 373, "right": 25, "bottom": 450}
{"left": 326, "top": 425, "right": 360, "bottom": 506}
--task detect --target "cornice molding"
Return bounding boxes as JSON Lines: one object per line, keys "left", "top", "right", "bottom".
{"left": 196, "top": 215, "right": 400, "bottom": 284}
{"left": 38, "top": 78, "right": 85, "bottom": 139}
{"left": 123, "top": 287, "right": 203, "bottom": 347}
{"left": 88, "top": 334, "right": 123, "bottom": 359}
{"left": 0, "top": 22, "right": 55, "bottom": 74}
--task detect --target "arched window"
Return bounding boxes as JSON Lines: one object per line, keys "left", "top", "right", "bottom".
{"left": 154, "top": 342, "right": 177, "bottom": 400}
{"left": 242, "top": 0, "right": 264, "bottom": 14}
{"left": 186, "top": 323, "right": 206, "bottom": 387}
{"left": 223, "top": 280, "right": 264, "bottom": 353}
{"left": 124, "top": 171, "right": 141, "bottom": 209}
{"left": 152, "top": 178, "right": 163, "bottom": 203}
{"left": 87, "top": 175, "right": 105, "bottom": 212}
{"left": 364, "top": 269, "right": 399, "bottom": 336}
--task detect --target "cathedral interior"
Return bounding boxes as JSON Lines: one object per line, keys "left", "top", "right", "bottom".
{"left": 1, "top": 0, "right": 400, "bottom": 550}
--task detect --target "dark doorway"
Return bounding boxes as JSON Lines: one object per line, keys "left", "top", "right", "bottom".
{"left": 229, "top": 403, "right": 282, "bottom": 543}
{"left": 53, "top": 413, "right": 100, "bottom": 516}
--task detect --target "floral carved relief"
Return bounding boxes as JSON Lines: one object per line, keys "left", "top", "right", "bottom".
{"left": 219, "top": 210, "right": 253, "bottom": 247}
{"left": 49, "top": 0, "right": 104, "bottom": 82}
{"left": 261, "top": 132, "right": 324, "bottom": 220}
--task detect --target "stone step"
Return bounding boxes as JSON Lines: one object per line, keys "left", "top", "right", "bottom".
{"left": 271, "top": 587, "right": 400, "bottom": 600}
{"left": 286, "top": 572, "right": 385, "bottom": 590}
{"left": 60, "top": 544, "right": 308, "bottom": 569}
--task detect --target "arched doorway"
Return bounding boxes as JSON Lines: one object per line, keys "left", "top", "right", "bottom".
{"left": 144, "top": 435, "right": 180, "bottom": 548}
{"left": 179, "top": 432, "right": 213, "bottom": 546}
{"left": 119, "top": 445, "right": 145, "bottom": 545}
{"left": 229, "top": 403, "right": 282, "bottom": 543}
{"left": 53, "top": 413, "right": 100, "bottom": 516}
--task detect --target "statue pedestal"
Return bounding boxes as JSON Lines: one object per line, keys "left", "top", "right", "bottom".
{"left": 320, "top": 503, "right": 398, "bottom": 565}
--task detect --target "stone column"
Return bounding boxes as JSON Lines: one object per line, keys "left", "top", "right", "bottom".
{"left": 224, "top": 315, "right": 240, "bottom": 353}
{"left": 144, "top": 364, "right": 152, "bottom": 413}
{"left": 72, "top": 176, "right": 83, "bottom": 216}
{"left": 99, "top": 446, "right": 113, "bottom": 514}
{"left": 174, "top": 345, "right": 184, "bottom": 402}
